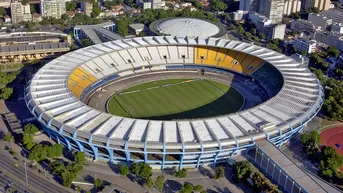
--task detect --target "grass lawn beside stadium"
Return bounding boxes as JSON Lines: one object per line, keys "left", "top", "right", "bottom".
{"left": 107, "top": 79, "right": 244, "bottom": 120}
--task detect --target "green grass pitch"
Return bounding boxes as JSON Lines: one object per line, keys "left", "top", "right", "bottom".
{"left": 107, "top": 79, "right": 244, "bottom": 120}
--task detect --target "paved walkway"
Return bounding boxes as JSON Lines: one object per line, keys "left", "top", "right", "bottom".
{"left": 81, "top": 160, "right": 250, "bottom": 193}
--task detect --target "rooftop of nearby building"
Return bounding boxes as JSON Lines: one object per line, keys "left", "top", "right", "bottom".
{"left": 129, "top": 23, "right": 145, "bottom": 31}
{"left": 149, "top": 17, "right": 226, "bottom": 37}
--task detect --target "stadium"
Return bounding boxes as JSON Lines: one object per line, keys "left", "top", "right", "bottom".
{"left": 25, "top": 36, "right": 324, "bottom": 168}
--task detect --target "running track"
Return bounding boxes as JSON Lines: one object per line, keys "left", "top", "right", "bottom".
{"left": 320, "top": 126, "right": 343, "bottom": 156}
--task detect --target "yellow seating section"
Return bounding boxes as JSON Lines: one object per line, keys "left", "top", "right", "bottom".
{"left": 67, "top": 67, "right": 97, "bottom": 98}
{"left": 193, "top": 46, "right": 264, "bottom": 75}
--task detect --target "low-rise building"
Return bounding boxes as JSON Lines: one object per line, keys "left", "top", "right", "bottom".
{"left": 313, "top": 30, "right": 343, "bottom": 51}
{"left": 291, "top": 19, "right": 319, "bottom": 33}
{"left": 129, "top": 23, "right": 147, "bottom": 36}
{"left": 292, "top": 38, "right": 317, "bottom": 54}
{"left": 308, "top": 13, "right": 332, "bottom": 30}
{"left": 31, "top": 13, "right": 42, "bottom": 22}
{"left": 321, "top": 8, "right": 343, "bottom": 23}
{"left": 331, "top": 23, "right": 343, "bottom": 34}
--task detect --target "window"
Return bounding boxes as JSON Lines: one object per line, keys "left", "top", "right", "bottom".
{"left": 200, "top": 56, "right": 204, "bottom": 59}
{"left": 127, "top": 59, "right": 132, "bottom": 63}
{"left": 163, "top": 55, "right": 167, "bottom": 59}
{"left": 181, "top": 55, "right": 185, "bottom": 58}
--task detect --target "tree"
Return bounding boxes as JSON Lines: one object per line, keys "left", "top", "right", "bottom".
{"left": 326, "top": 46, "right": 340, "bottom": 58}
{"left": 116, "top": 18, "right": 130, "bottom": 36}
{"left": 233, "top": 161, "right": 253, "bottom": 181}
{"left": 251, "top": 28, "right": 256, "bottom": 35}
{"left": 200, "top": 190, "right": 207, "bottom": 193}
{"left": 47, "top": 146, "right": 56, "bottom": 158}
{"left": 213, "top": 166, "right": 225, "bottom": 180}
{"left": 211, "top": 0, "right": 228, "bottom": 12}
{"left": 29, "top": 144, "right": 48, "bottom": 162}
{"left": 61, "top": 171, "right": 74, "bottom": 187}
{"left": 23, "top": 134, "right": 33, "bottom": 146}
{"left": 119, "top": 164, "right": 130, "bottom": 176}
{"left": 0, "top": 87, "right": 13, "bottom": 100}
{"left": 0, "top": 7, "right": 7, "bottom": 16}
{"left": 300, "top": 131, "right": 320, "bottom": 156}
{"left": 155, "top": 175, "right": 165, "bottom": 191}
{"left": 144, "top": 177, "right": 153, "bottom": 188}
{"left": 174, "top": 168, "right": 187, "bottom": 178}
{"left": 318, "top": 146, "right": 343, "bottom": 179}
{"left": 259, "top": 33, "right": 266, "bottom": 40}
{"left": 91, "top": 6, "right": 101, "bottom": 18}
{"left": 30, "top": 5, "right": 36, "bottom": 14}
{"left": 54, "top": 144, "right": 63, "bottom": 157}
{"left": 3, "top": 132, "right": 14, "bottom": 148}
{"left": 24, "top": 123, "right": 39, "bottom": 135}
{"left": 130, "top": 162, "right": 152, "bottom": 180}
{"left": 245, "top": 32, "right": 252, "bottom": 39}
{"left": 180, "top": 182, "right": 194, "bottom": 193}
{"left": 236, "top": 25, "right": 245, "bottom": 34}
{"left": 81, "top": 38, "right": 92, "bottom": 47}
{"left": 74, "top": 152, "right": 85, "bottom": 165}
{"left": 193, "top": 185, "right": 203, "bottom": 192}
{"left": 94, "top": 178, "right": 103, "bottom": 190}
{"left": 66, "top": 2, "right": 77, "bottom": 11}
{"left": 61, "top": 14, "right": 69, "bottom": 20}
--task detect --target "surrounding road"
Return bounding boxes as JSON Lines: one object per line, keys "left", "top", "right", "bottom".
{"left": 0, "top": 142, "right": 73, "bottom": 193}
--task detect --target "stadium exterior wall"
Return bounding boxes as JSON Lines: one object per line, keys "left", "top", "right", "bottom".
{"left": 24, "top": 86, "right": 323, "bottom": 168}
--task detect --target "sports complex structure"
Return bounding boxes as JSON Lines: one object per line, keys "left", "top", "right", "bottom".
{"left": 25, "top": 36, "right": 324, "bottom": 168}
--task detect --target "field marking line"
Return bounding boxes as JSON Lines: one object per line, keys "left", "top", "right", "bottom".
{"left": 117, "top": 79, "right": 201, "bottom": 95}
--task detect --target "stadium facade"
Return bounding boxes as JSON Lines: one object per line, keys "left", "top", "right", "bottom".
{"left": 25, "top": 36, "right": 323, "bottom": 168}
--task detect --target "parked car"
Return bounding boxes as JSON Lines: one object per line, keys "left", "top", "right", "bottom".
{"left": 336, "top": 143, "right": 342, "bottom": 148}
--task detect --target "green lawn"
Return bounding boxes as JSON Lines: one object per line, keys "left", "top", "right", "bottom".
{"left": 107, "top": 79, "right": 244, "bottom": 120}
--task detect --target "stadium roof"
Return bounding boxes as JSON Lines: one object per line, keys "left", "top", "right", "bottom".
{"left": 149, "top": 18, "right": 227, "bottom": 38}
{"left": 25, "top": 36, "right": 323, "bottom": 150}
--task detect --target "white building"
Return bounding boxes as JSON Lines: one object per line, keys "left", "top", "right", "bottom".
{"left": 266, "top": 24, "right": 286, "bottom": 40}
{"left": 40, "top": 0, "right": 66, "bottom": 19}
{"left": 308, "top": 13, "right": 332, "bottom": 30}
{"left": 292, "top": 38, "right": 317, "bottom": 54}
{"left": 249, "top": 12, "right": 272, "bottom": 32}
{"left": 283, "top": 0, "right": 301, "bottom": 15}
{"left": 291, "top": 19, "right": 319, "bottom": 33}
{"left": 233, "top": 10, "right": 249, "bottom": 21}
{"left": 10, "top": 2, "right": 31, "bottom": 24}
{"left": 249, "top": 12, "right": 285, "bottom": 40}
{"left": 152, "top": 0, "right": 162, "bottom": 9}
{"left": 332, "top": 23, "right": 343, "bottom": 34}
